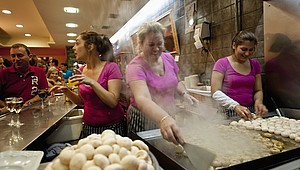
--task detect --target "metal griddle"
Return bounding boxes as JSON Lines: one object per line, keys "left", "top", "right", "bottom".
{"left": 130, "top": 129, "right": 300, "bottom": 170}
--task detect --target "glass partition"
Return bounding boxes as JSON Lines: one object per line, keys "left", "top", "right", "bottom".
{"left": 264, "top": 0, "right": 300, "bottom": 109}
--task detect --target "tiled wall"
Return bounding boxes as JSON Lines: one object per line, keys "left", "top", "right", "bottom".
{"left": 173, "top": 0, "right": 264, "bottom": 82}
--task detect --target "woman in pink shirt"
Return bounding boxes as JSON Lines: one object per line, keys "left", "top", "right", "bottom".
{"left": 50, "top": 31, "right": 126, "bottom": 137}
{"left": 126, "top": 22, "right": 198, "bottom": 145}
{"left": 211, "top": 31, "right": 268, "bottom": 120}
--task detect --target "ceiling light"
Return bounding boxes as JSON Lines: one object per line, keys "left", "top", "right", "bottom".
{"left": 25, "top": 34, "right": 31, "bottom": 37}
{"left": 68, "top": 40, "right": 76, "bottom": 43}
{"left": 102, "top": 26, "right": 110, "bottom": 29}
{"left": 67, "top": 33, "right": 77, "bottom": 37}
{"left": 109, "top": 13, "right": 119, "bottom": 19}
{"left": 64, "top": 7, "right": 79, "bottom": 14}
{"left": 111, "top": 0, "right": 161, "bottom": 43}
{"left": 16, "top": 24, "right": 23, "bottom": 28}
{"left": 2, "top": 10, "right": 12, "bottom": 14}
{"left": 66, "top": 23, "right": 78, "bottom": 28}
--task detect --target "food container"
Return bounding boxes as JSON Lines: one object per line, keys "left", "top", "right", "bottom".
{"left": 45, "top": 130, "right": 160, "bottom": 170}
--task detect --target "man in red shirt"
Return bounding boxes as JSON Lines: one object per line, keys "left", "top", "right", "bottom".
{"left": 0, "top": 43, "right": 48, "bottom": 108}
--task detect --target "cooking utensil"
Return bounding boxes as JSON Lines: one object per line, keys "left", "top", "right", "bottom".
{"left": 271, "top": 97, "right": 283, "bottom": 117}
{"left": 183, "top": 143, "right": 216, "bottom": 170}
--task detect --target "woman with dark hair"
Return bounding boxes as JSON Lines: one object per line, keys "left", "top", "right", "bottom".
{"left": 50, "top": 31, "right": 126, "bottom": 137}
{"left": 211, "top": 31, "right": 268, "bottom": 120}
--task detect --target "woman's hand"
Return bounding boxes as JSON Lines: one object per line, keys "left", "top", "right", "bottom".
{"left": 255, "top": 103, "right": 268, "bottom": 117}
{"left": 23, "top": 100, "right": 32, "bottom": 107}
{"left": 69, "top": 74, "right": 95, "bottom": 86}
{"left": 159, "top": 115, "right": 184, "bottom": 145}
{"left": 0, "top": 107, "right": 8, "bottom": 114}
{"left": 49, "top": 85, "right": 69, "bottom": 94}
{"left": 48, "top": 79, "right": 55, "bottom": 85}
{"left": 234, "top": 105, "right": 253, "bottom": 120}
{"left": 183, "top": 93, "right": 199, "bottom": 105}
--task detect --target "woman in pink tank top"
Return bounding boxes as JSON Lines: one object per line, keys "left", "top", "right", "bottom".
{"left": 211, "top": 31, "right": 268, "bottom": 120}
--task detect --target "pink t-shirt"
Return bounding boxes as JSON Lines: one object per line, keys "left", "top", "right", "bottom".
{"left": 213, "top": 57, "right": 261, "bottom": 107}
{"left": 126, "top": 52, "right": 179, "bottom": 113}
{"left": 79, "top": 62, "right": 125, "bottom": 126}
{"left": 0, "top": 65, "right": 48, "bottom": 102}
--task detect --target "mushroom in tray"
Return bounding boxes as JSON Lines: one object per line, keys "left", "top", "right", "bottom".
{"left": 45, "top": 129, "right": 158, "bottom": 170}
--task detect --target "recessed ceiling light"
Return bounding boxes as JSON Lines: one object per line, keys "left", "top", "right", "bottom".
{"left": 67, "top": 33, "right": 77, "bottom": 37}
{"left": 64, "top": 7, "right": 79, "bottom": 13}
{"left": 102, "top": 25, "right": 110, "bottom": 29}
{"left": 68, "top": 40, "right": 76, "bottom": 43}
{"left": 25, "top": 34, "right": 31, "bottom": 37}
{"left": 16, "top": 24, "right": 24, "bottom": 28}
{"left": 109, "top": 13, "right": 119, "bottom": 19}
{"left": 2, "top": 10, "right": 12, "bottom": 14}
{"left": 66, "top": 23, "right": 78, "bottom": 28}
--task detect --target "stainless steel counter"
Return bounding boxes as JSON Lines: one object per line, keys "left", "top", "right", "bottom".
{"left": 0, "top": 95, "right": 77, "bottom": 152}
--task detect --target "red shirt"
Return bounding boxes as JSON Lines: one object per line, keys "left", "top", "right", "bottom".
{"left": 0, "top": 65, "right": 48, "bottom": 102}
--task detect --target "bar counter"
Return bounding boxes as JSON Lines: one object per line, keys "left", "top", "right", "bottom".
{"left": 0, "top": 95, "right": 77, "bottom": 152}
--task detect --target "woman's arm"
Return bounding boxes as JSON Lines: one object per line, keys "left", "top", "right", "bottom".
{"left": 70, "top": 74, "right": 121, "bottom": 108}
{"left": 211, "top": 71, "right": 239, "bottom": 109}
{"left": 253, "top": 74, "right": 268, "bottom": 116}
{"left": 130, "top": 80, "right": 169, "bottom": 124}
{"left": 129, "top": 79, "right": 184, "bottom": 145}
{"left": 211, "top": 70, "right": 224, "bottom": 94}
{"left": 50, "top": 85, "right": 84, "bottom": 106}
{"left": 253, "top": 74, "right": 263, "bottom": 103}
{"left": 176, "top": 75, "right": 198, "bottom": 104}
{"left": 23, "top": 95, "right": 41, "bottom": 106}
{"left": 211, "top": 70, "right": 253, "bottom": 119}
{"left": 47, "top": 78, "right": 56, "bottom": 88}
{"left": 90, "top": 79, "right": 121, "bottom": 108}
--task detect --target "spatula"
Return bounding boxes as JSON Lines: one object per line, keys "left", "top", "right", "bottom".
{"left": 183, "top": 143, "right": 216, "bottom": 170}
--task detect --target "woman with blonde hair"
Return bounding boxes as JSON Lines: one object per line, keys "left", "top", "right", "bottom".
{"left": 46, "top": 67, "right": 64, "bottom": 88}
{"left": 126, "top": 22, "right": 198, "bottom": 145}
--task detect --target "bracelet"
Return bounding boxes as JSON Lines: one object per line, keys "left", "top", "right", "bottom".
{"left": 160, "top": 115, "right": 170, "bottom": 124}
{"left": 182, "top": 91, "right": 188, "bottom": 96}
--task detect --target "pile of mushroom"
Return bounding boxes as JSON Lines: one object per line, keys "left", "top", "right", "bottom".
{"left": 230, "top": 116, "right": 300, "bottom": 143}
{"left": 45, "top": 129, "right": 155, "bottom": 170}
